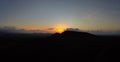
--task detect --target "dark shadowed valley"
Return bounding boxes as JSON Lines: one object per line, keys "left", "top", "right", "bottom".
{"left": 0, "top": 31, "right": 120, "bottom": 62}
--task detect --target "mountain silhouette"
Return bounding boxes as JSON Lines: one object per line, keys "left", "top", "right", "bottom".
{"left": 61, "top": 31, "right": 95, "bottom": 37}
{"left": 1, "top": 30, "right": 120, "bottom": 62}
{"left": 50, "top": 31, "right": 96, "bottom": 40}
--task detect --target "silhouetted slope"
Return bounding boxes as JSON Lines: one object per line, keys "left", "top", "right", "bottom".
{"left": 0, "top": 31, "right": 120, "bottom": 62}
{"left": 61, "top": 31, "right": 96, "bottom": 37}
{"left": 51, "top": 31, "right": 95, "bottom": 37}
{"left": 47, "top": 31, "right": 120, "bottom": 62}
{"left": 49, "top": 31, "right": 96, "bottom": 41}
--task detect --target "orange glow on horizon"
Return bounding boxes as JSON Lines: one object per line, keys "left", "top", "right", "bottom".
{"left": 21, "top": 25, "right": 68, "bottom": 33}
{"left": 24, "top": 27, "right": 41, "bottom": 30}
{"left": 55, "top": 28, "right": 65, "bottom": 34}
{"left": 53, "top": 25, "right": 67, "bottom": 33}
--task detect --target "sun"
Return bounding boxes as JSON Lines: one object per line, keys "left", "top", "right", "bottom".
{"left": 53, "top": 24, "right": 67, "bottom": 33}
{"left": 55, "top": 28, "right": 65, "bottom": 34}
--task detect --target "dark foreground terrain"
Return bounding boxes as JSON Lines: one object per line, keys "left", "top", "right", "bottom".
{"left": 0, "top": 31, "right": 120, "bottom": 62}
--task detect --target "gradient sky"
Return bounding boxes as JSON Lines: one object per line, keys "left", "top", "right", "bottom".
{"left": 0, "top": 0, "right": 120, "bottom": 32}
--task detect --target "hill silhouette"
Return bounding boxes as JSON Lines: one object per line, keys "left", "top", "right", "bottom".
{"left": 50, "top": 30, "right": 96, "bottom": 38}
{"left": 46, "top": 31, "right": 120, "bottom": 62}
{"left": 0, "top": 31, "right": 120, "bottom": 62}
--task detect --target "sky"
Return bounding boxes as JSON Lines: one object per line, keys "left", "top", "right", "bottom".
{"left": 0, "top": 0, "right": 120, "bottom": 33}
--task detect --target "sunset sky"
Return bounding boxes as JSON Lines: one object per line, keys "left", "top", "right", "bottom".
{"left": 0, "top": 0, "right": 120, "bottom": 33}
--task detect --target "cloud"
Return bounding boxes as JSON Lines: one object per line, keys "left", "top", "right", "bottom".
{"left": 0, "top": 26, "right": 17, "bottom": 33}
{"left": 0, "top": 26, "right": 49, "bottom": 33}
{"left": 88, "top": 30, "right": 120, "bottom": 35}
{"left": 47, "top": 28, "right": 54, "bottom": 30}
{"left": 0, "top": 26, "right": 120, "bottom": 35}
{"left": 66, "top": 28, "right": 120, "bottom": 35}
{"left": 66, "top": 28, "right": 80, "bottom": 32}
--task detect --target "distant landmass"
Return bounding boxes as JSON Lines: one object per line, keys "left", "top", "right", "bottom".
{"left": 0, "top": 30, "right": 120, "bottom": 62}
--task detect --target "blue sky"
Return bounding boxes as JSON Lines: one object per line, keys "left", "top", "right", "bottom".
{"left": 0, "top": 0, "right": 120, "bottom": 33}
